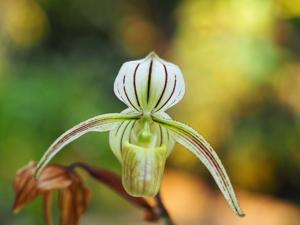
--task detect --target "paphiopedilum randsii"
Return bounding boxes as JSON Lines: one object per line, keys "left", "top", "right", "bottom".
{"left": 35, "top": 52, "right": 244, "bottom": 216}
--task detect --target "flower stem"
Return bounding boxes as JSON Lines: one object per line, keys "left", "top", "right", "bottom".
{"left": 67, "top": 162, "right": 160, "bottom": 221}
{"left": 43, "top": 192, "right": 54, "bottom": 225}
{"left": 68, "top": 162, "right": 176, "bottom": 224}
{"left": 155, "top": 192, "right": 175, "bottom": 225}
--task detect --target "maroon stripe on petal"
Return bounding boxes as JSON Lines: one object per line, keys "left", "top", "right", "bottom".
{"left": 166, "top": 128, "right": 170, "bottom": 142}
{"left": 117, "top": 83, "right": 126, "bottom": 103}
{"left": 119, "top": 121, "right": 131, "bottom": 153}
{"left": 159, "top": 125, "right": 163, "bottom": 146}
{"left": 153, "top": 64, "right": 168, "bottom": 111}
{"left": 123, "top": 75, "right": 139, "bottom": 111}
{"left": 133, "top": 64, "right": 141, "bottom": 108}
{"left": 147, "top": 60, "right": 153, "bottom": 103}
{"left": 169, "top": 87, "right": 183, "bottom": 107}
{"left": 56, "top": 120, "right": 102, "bottom": 145}
{"left": 115, "top": 121, "right": 126, "bottom": 136}
{"left": 156, "top": 74, "right": 177, "bottom": 112}
{"left": 174, "top": 124, "right": 230, "bottom": 187}
{"left": 129, "top": 120, "right": 137, "bottom": 143}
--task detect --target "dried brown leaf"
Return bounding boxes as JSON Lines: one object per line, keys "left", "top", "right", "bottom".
{"left": 13, "top": 162, "right": 74, "bottom": 213}
{"left": 70, "top": 162, "right": 160, "bottom": 222}
{"left": 13, "top": 161, "right": 90, "bottom": 225}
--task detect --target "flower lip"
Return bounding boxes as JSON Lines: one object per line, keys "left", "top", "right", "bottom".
{"left": 114, "top": 52, "right": 185, "bottom": 114}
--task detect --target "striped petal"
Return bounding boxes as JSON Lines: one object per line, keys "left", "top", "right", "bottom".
{"left": 114, "top": 52, "right": 185, "bottom": 113}
{"left": 109, "top": 109, "right": 175, "bottom": 162}
{"left": 153, "top": 115, "right": 245, "bottom": 217}
{"left": 35, "top": 113, "right": 140, "bottom": 177}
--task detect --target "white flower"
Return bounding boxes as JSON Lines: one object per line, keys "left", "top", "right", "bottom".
{"left": 114, "top": 52, "right": 185, "bottom": 113}
{"left": 35, "top": 52, "right": 244, "bottom": 216}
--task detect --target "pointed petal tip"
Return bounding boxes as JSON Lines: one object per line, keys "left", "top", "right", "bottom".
{"left": 233, "top": 204, "right": 245, "bottom": 217}
{"left": 147, "top": 51, "right": 158, "bottom": 58}
{"left": 237, "top": 208, "right": 246, "bottom": 217}
{"left": 234, "top": 201, "right": 245, "bottom": 217}
{"left": 238, "top": 212, "right": 246, "bottom": 217}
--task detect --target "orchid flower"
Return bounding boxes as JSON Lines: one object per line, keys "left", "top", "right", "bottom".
{"left": 35, "top": 52, "right": 244, "bottom": 216}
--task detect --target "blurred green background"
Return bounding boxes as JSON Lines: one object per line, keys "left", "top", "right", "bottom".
{"left": 1, "top": 0, "right": 300, "bottom": 224}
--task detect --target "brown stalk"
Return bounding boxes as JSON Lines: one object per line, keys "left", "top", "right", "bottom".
{"left": 13, "top": 161, "right": 175, "bottom": 225}
{"left": 155, "top": 192, "right": 175, "bottom": 225}
{"left": 43, "top": 192, "right": 54, "bottom": 225}
{"left": 68, "top": 162, "right": 175, "bottom": 224}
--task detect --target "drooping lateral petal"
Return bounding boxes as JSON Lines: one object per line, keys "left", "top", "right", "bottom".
{"left": 153, "top": 116, "right": 245, "bottom": 217}
{"left": 35, "top": 113, "right": 140, "bottom": 177}
{"left": 114, "top": 52, "right": 185, "bottom": 113}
